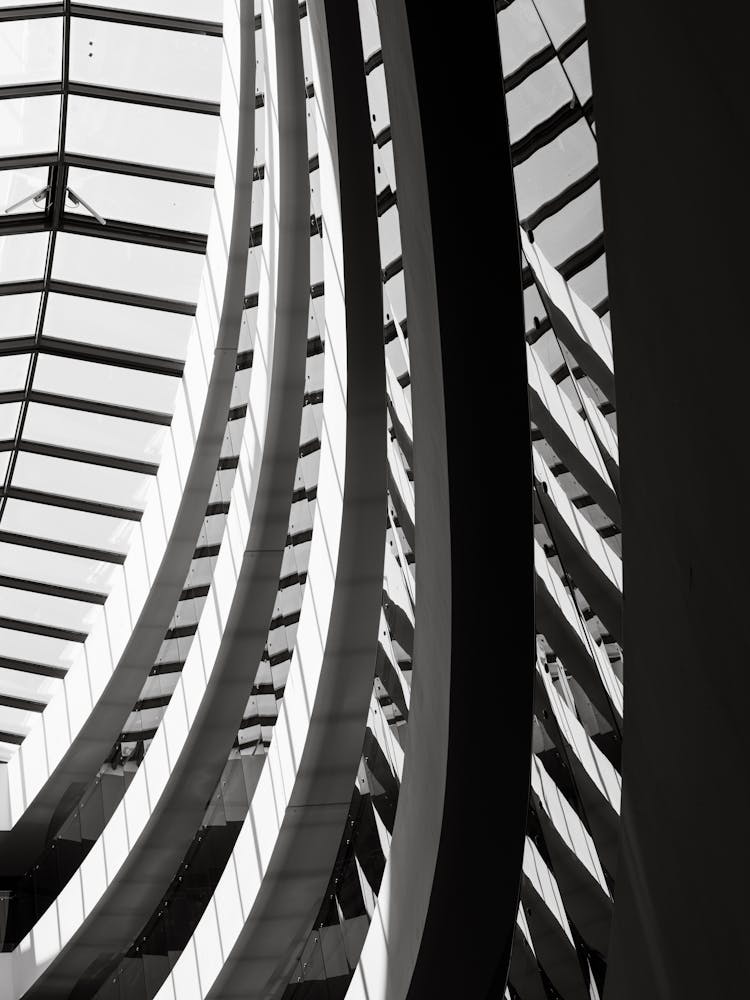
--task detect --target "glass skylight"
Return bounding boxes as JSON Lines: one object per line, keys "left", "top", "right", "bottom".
{"left": 0, "top": 1, "right": 224, "bottom": 751}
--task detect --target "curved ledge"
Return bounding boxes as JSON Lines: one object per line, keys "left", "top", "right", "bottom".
{"left": 152, "top": 3, "right": 387, "bottom": 996}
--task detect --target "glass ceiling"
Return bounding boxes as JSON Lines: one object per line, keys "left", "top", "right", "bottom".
{"left": 0, "top": 1, "right": 223, "bottom": 756}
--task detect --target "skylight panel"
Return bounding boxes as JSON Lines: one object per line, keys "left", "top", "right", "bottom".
{"left": 51, "top": 231, "right": 204, "bottom": 302}
{"left": 64, "top": 167, "right": 213, "bottom": 233}
{"left": 0, "top": 626, "right": 79, "bottom": 672}
{"left": 42, "top": 294, "right": 192, "bottom": 360}
{"left": 0, "top": 585, "right": 99, "bottom": 636}
{"left": 69, "top": 19, "right": 221, "bottom": 102}
{"left": 0, "top": 354, "right": 31, "bottom": 393}
{"left": 23, "top": 404, "right": 169, "bottom": 465}
{"left": 0, "top": 94, "right": 60, "bottom": 157}
{"left": 2, "top": 498, "right": 136, "bottom": 555}
{"left": 12, "top": 450, "right": 155, "bottom": 510}
{"left": 0, "top": 403, "right": 21, "bottom": 440}
{"left": 0, "top": 292, "right": 42, "bottom": 338}
{"left": 66, "top": 96, "right": 220, "bottom": 174}
{"left": 0, "top": 666, "right": 60, "bottom": 705}
{"left": 32, "top": 353, "right": 179, "bottom": 413}
{"left": 0, "top": 231, "right": 49, "bottom": 282}
{"left": 0, "top": 17, "right": 62, "bottom": 87}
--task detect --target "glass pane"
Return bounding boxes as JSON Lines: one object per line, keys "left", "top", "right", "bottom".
{"left": 0, "top": 704, "right": 35, "bottom": 737}
{"left": 11, "top": 450, "right": 154, "bottom": 509}
{"left": 69, "top": 19, "right": 221, "bottom": 102}
{"left": 52, "top": 231, "right": 204, "bottom": 302}
{"left": 514, "top": 120, "right": 597, "bottom": 220}
{"left": 2, "top": 498, "right": 136, "bottom": 555}
{"left": 0, "top": 402, "right": 20, "bottom": 440}
{"left": 0, "top": 353, "right": 31, "bottom": 392}
{"left": 0, "top": 625, "right": 79, "bottom": 670}
{"left": 23, "top": 402, "right": 169, "bottom": 464}
{"left": 0, "top": 166, "right": 50, "bottom": 217}
{"left": 0, "top": 292, "right": 41, "bottom": 339}
{"left": 0, "top": 18, "right": 62, "bottom": 87}
{"left": 43, "top": 293, "right": 192, "bottom": 359}
{"left": 0, "top": 95, "right": 60, "bottom": 157}
{"left": 33, "top": 354, "right": 179, "bottom": 413}
{"left": 505, "top": 60, "right": 572, "bottom": 143}
{"left": 0, "top": 586, "right": 99, "bottom": 634}
{"left": 65, "top": 167, "right": 212, "bottom": 233}
{"left": 0, "top": 666, "right": 60, "bottom": 704}
{"left": 66, "top": 96, "right": 219, "bottom": 174}
{"left": 0, "top": 540, "right": 119, "bottom": 595}
{"left": 0, "top": 232, "right": 50, "bottom": 282}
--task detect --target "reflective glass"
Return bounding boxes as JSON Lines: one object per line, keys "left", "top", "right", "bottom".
{"left": 0, "top": 95, "right": 60, "bottom": 157}
{"left": 69, "top": 19, "right": 221, "bottom": 102}
{"left": 66, "top": 96, "right": 219, "bottom": 174}
{"left": 0, "top": 18, "right": 62, "bottom": 87}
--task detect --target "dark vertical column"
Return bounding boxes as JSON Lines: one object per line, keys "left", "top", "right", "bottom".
{"left": 377, "top": 2, "right": 534, "bottom": 996}
{"left": 586, "top": 3, "right": 750, "bottom": 996}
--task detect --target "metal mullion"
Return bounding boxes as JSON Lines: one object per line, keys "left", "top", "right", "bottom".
{"left": 18, "top": 440, "right": 159, "bottom": 476}
{"left": 46, "top": 277, "right": 196, "bottom": 315}
{"left": 0, "top": 210, "right": 208, "bottom": 257}
{"left": 62, "top": 152, "right": 214, "bottom": 187}
{"left": 0, "top": 81, "right": 61, "bottom": 101}
{"left": 0, "top": 213, "right": 49, "bottom": 236}
{"left": 0, "top": 528, "right": 125, "bottom": 564}
{"left": 60, "top": 213, "right": 207, "bottom": 254}
{"left": 5, "top": 485, "right": 142, "bottom": 521}
{"left": 68, "top": 80, "right": 219, "bottom": 116}
{"left": 0, "top": 152, "right": 57, "bottom": 173}
{"left": 0, "top": 337, "right": 37, "bottom": 355}
{"left": 0, "top": 5, "right": 64, "bottom": 22}
{"left": 0, "top": 575, "right": 106, "bottom": 605}
{"left": 0, "top": 281, "right": 45, "bottom": 297}
{"left": 70, "top": 2, "right": 222, "bottom": 36}
{"left": 0, "top": 151, "right": 214, "bottom": 188}
{"left": 0, "top": 693, "right": 45, "bottom": 713}
{"left": 0, "top": 655, "right": 66, "bottom": 679}
{"left": 27, "top": 389, "right": 172, "bottom": 426}
{"left": 0, "top": 615, "right": 86, "bottom": 643}
{"left": 36, "top": 335, "right": 184, "bottom": 377}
